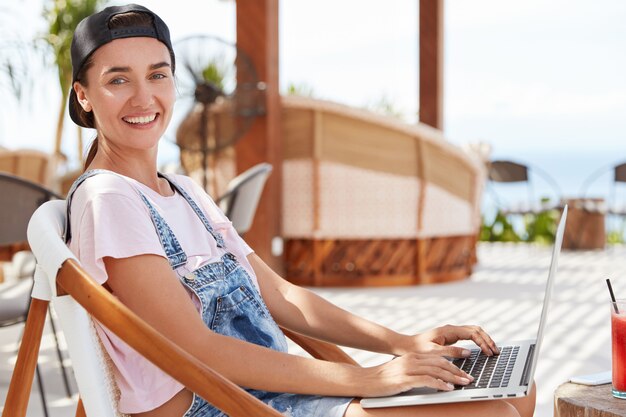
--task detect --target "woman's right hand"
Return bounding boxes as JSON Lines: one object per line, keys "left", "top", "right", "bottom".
{"left": 359, "top": 352, "right": 474, "bottom": 398}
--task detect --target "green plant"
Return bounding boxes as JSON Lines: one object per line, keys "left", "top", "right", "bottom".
{"left": 0, "top": 4, "right": 44, "bottom": 108}
{"left": 481, "top": 195, "right": 562, "bottom": 244}
{"left": 364, "top": 94, "right": 404, "bottom": 120}
{"left": 42, "top": 0, "right": 102, "bottom": 162}
{"left": 201, "top": 60, "right": 227, "bottom": 90}
{"left": 480, "top": 211, "right": 523, "bottom": 242}
{"left": 524, "top": 206, "right": 559, "bottom": 244}
{"left": 607, "top": 219, "right": 626, "bottom": 244}
{"left": 286, "top": 82, "right": 314, "bottom": 97}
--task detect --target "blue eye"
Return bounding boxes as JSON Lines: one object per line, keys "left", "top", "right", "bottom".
{"left": 110, "top": 78, "right": 126, "bottom": 85}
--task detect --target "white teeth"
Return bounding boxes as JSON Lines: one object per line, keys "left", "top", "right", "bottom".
{"left": 124, "top": 114, "right": 156, "bottom": 124}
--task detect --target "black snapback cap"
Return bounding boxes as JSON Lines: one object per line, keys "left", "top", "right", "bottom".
{"left": 69, "top": 4, "right": 175, "bottom": 127}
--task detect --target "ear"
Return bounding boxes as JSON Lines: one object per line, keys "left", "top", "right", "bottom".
{"left": 73, "top": 81, "right": 92, "bottom": 113}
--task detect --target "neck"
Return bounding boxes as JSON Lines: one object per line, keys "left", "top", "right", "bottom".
{"left": 87, "top": 150, "right": 172, "bottom": 196}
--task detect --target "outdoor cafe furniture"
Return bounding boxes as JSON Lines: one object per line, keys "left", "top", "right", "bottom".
{"left": 215, "top": 162, "right": 273, "bottom": 236}
{"left": 486, "top": 159, "right": 561, "bottom": 217}
{"left": 561, "top": 198, "right": 606, "bottom": 250}
{"left": 280, "top": 96, "right": 485, "bottom": 287}
{"left": 555, "top": 382, "right": 626, "bottom": 417}
{"left": 565, "top": 160, "right": 626, "bottom": 250}
{"left": 0, "top": 149, "right": 56, "bottom": 189}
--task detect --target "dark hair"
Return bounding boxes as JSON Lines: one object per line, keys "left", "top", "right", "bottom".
{"left": 76, "top": 11, "right": 176, "bottom": 170}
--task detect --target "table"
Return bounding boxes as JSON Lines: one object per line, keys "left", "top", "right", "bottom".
{"left": 555, "top": 382, "right": 626, "bottom": 417}
{"left": 562, "top": 198, "right": 606, "bottom": 250}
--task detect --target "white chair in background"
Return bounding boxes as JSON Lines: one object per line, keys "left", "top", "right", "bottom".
{"left": 216, "top": 162, "right": 273, "bottom": 236}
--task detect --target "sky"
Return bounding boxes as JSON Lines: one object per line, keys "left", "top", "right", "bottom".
{"left": 1, "top": 0, "right": 626, "bottom": 196}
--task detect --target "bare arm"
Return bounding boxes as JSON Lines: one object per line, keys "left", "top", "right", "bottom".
{"left": 250, "top": 254, "right": 405, "bottom": 355}
{"left": 104, "top": 254, "right": 470, "bottom": 397}
{"left": 251, "top": 254, "right": 499, "bottom": 358}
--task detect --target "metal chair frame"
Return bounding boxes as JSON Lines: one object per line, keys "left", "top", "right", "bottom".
{"left": 486, "top": 159, "right": 561, "bottom": 216}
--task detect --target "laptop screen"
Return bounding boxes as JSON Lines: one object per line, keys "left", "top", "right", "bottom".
{"left": 527, "top": 205, "right": 568, "bottom": 387}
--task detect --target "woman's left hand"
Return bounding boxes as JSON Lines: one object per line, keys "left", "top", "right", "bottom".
{"left": 396, "top": 325, "right": 500, "bottom": 358}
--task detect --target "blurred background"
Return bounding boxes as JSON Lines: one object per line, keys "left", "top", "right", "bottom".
{"left": 2, "top": 2, "right": 626, "bottom": 417}
{"left": 2, "top": 0, "right": 625, "bottom": 197}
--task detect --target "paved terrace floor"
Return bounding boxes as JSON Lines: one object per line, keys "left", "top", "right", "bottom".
{"left": 2, "top": 242, "right": 625, "bottom": 416}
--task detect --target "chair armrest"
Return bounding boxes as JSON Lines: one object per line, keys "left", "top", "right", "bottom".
{"left": 57, "top": 259, "right": 282, "bottom": 417}
{"left": 280, "top": 327, "right": 359, "bottom": 366}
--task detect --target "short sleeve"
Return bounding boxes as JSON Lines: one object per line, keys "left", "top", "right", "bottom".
{"left": 174, "top": 175, "right": 254, "bottom": 257}
{"left": 69, "top": 178, "right": 167, "bottom": 285}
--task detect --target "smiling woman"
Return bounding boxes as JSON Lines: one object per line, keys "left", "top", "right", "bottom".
{"left": 73, "top": 37, "right": 175, "bottom": 163}
{"left": 69, "top": 9, "right": 176, "bottom": 171}
{"left": 61, "top": 4, "right": 536, "bottom": 417}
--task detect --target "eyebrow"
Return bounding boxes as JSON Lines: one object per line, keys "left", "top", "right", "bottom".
{"left": 103, "top": 61, "right": 171, "bottom": 75}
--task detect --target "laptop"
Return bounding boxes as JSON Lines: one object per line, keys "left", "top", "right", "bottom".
{"left": 361, "top": 205, "right": 568, "bottom": 408}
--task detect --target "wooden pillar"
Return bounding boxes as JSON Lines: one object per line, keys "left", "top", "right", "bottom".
{"left": 419, "top": 0, "right": 444, "bottom": 130}
{"left": 235, "top": 0, "right": 283, "bottom": 272}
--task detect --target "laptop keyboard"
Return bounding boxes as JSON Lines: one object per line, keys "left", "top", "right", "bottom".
{"left": 452, "top": 346, "right": 519, "bottom": 390}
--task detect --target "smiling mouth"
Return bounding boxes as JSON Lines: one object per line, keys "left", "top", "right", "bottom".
{"left": 123, "top": 114, "right": 158, "bottom": 124}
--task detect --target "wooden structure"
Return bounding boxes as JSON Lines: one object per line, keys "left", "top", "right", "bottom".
{"left": 233, "top": 1, "right": 446, "bottom": 274}
{"left": 235, "top": 0, "right": 283, "bottom": 272}
{"left": 281, "top": 96, "right": 485, "bottom": 286}
{"left": 555, "top": 382, "right": 626, "bottom": 417}
{"left": 0, "top": 149, "right": 56, "bottom": 189}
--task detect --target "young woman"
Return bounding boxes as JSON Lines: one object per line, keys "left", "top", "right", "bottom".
{"left": 66, "top": 4, "right": 535, "bottom": 417}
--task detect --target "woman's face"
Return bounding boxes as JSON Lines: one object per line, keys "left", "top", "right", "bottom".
{"left": 75, "top": 37, "right": 175, "bottom": 153}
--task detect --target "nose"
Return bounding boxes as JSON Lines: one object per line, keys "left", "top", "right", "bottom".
{"left": 129, "top": 80, "right": 155, "bottom": 108}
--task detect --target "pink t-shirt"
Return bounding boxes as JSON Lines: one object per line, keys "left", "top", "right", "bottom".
{"left": 67, "top": 172, "right": 255, "bottom": 413}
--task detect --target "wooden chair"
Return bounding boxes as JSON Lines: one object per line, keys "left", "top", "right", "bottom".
{"left": 2, "top": 200, "right": 356, "bottom": 417}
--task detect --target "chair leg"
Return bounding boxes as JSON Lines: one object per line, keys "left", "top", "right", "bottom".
{"left": 35, "top": 363, "right": 51, "bottom": 417}
{"left": 2, "top": 298, "right": 49, "bottom": 417}
{"left": 48, "top": 305, "right": 73, "bottom": 397}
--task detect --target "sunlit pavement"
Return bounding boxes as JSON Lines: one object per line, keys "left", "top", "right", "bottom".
{"left": 2, "top": 242, "right": 624, "bottom": 416}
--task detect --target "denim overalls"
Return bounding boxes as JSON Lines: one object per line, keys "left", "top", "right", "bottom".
{"left": 67, "top": 170, "right": 352, "bottom": 417}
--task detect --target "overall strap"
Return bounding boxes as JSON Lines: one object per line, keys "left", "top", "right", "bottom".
{"left": 65, "top": 169, "right": 105, "bottom": 244}
{"left": 160, "top": 174, "right": 226, "bottom": 249}
{"left": 65, "top": 169, "right": 188, "bottom": 269}
{"left": 137, "top": 192, "right": 187, "bottom": 269}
